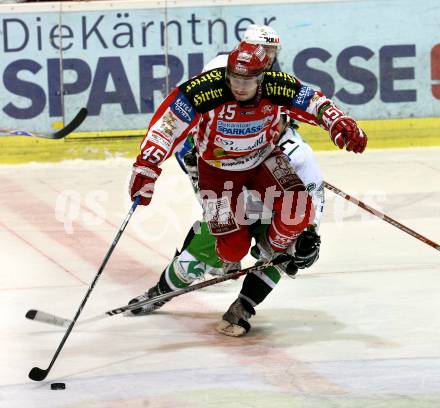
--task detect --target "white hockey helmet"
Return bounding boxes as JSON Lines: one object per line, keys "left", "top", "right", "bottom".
{"left": 243, "top": 24, "right": 281, "bottom": 49}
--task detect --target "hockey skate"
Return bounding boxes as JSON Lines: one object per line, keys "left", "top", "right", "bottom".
{"left": 216, "top": 297, "right": 256, "bottom": 337}
{"left": 127, "top": 280, "right": 172, "bottom": 315}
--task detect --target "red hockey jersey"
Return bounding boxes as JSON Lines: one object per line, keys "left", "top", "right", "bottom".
{"left": 139, "top": 68, "right": 331, "bottom": 171}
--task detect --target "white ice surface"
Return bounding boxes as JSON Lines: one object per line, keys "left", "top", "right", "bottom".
{"left": 0, "top": 147, "right": 439, "bottom": 407}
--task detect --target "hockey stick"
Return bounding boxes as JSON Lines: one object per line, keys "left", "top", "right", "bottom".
{"left": 0, "top": 108, "right": 88, "bottom": 139}
{"left": 28, "top": 182, "right": 439, "bottom": 332}
{"left": 28, "top": 196, "right": 140, "bottom": 382}
{"left": 26, "top": 309, "right": 71, "bottom": 328}
{"left": 324, "top": 181, "right": 440, "bottom": 252}
{"left": 25, "top": 255, "right": 291, "bottom": 329}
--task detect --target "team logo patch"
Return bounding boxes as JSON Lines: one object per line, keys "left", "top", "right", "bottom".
{"left": 233, "top": 64, "right": 248, "bottom": 76}
{"left": 193, "top": 88, "right": 224, "bottom": 107}
{"left": 204, "top": 196, "right": 239, "bottom": 235}
{"left": 262, "top": 105, "right": 273, "bottom": 114}
{"left": 159, "top": 111, "right": 177, "bottom": 138}
{"left": 237, "top": 51, "right": 252, "bottom": 63}
{"left": 214, "top": 133, "right": 267, "bottom": 152}
{"left": 150, "top": 132, "right": 172, "bottom": 150}
{"left": 170, "top": 93, "right": 195, "bottom": 124}
{"left": 292, "top": 85, "right": 314, "bottom": 111}
{"left": 150, "top": 109, "right": 188, "bottom": 142}
{"left": 264, "top": 153, "right": 305, "bottom": 191}
{"left": 206, "top": 160, "right": 222, "bottom": 168}
{"left": 216, "top": 117, "right": 272, "bottom": 136}
{"left": 213, "top": 147, "right": 226, "bottom": 157}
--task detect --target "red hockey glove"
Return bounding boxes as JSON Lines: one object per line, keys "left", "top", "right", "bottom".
{"left": 321, "top": 105, "right": 367, "bottom": 153}
{"left": 129, "top": 157, "right": 162, "bottom": 206}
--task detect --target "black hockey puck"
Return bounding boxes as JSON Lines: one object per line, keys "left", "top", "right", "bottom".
{"left": 50, "top": 382, "right": 66, "bottom": 390}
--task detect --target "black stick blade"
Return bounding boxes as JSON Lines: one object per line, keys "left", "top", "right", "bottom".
{"left": 51, "top": 108, "right": 88, "bottom": 139}
{"left": 25, "top": 309, "right": 37, "bottom": 320}
{"left": 29, "top": 367, "right": 48, "bottom": 381}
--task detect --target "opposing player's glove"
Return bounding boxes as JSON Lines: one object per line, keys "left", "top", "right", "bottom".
{"left": 183, "top": 147, "right": 199, "bottom": 186}
{"left": 320, "top": 105, "right": 367, "bottom": 153}
{"left": 292, "top": 227, "right": 321, "bottom": 269}
{"left": 283, "top": 260, "right": 299, "bottom": 277}
{"left": 129, "top": 156, "right": 162, "bottom": 206}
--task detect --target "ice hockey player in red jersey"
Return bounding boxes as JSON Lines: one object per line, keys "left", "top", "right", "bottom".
{"left": 129, "top": 41, "right": 367, "bottom": 267}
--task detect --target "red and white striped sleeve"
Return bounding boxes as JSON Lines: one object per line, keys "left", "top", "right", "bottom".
{"left": 138, "top": 88, "right": 200, "bottom": 167}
